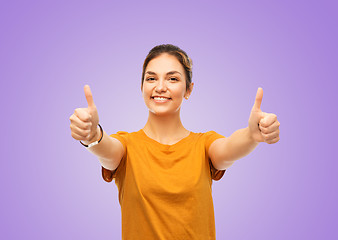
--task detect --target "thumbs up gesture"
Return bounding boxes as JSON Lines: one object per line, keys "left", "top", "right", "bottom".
{"left": 69, "top": 85, "right": 100, "bottom": 143}
{"left": 248, "top": 88, "right": 280, "bottom": 144}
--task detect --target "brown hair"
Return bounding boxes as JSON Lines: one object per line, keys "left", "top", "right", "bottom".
{"left": 141, "top": 44, "right": 193, "bottom": 91}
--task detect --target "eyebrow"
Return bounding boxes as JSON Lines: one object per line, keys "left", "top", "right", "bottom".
{"left": 145, "top": 71, "right": 182, "bottom": 76}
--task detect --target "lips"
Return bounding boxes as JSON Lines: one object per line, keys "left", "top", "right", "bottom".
{"left": 151, "top": 96, "right": 171, "bottom": 99}
{"left": 151, "top": 96, "right": 172, "bottom": 104}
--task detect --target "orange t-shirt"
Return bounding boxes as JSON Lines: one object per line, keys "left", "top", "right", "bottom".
{"left": 102, "top": 129, "right": 226, "bottom": 240}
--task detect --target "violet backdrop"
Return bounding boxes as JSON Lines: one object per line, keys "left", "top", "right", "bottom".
{"left": 1, "top": 0, "right": 337, "bottom": 239}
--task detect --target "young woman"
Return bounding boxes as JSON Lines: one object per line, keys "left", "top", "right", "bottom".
{"left": 69, "top": 44, "right": 280, "bottom": 239}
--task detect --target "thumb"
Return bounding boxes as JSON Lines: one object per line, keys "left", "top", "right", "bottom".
{"left": 252, "top": 87, "right": 263, "bottom": 110}
{"left": 84, "top": 85, "right": 95, "bottom": 108}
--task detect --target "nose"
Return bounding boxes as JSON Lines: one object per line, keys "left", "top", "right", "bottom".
{"left": 155, "top": 79, "right": 167, "bottom": 93}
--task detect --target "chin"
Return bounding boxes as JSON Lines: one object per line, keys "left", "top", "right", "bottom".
{"left": 149, "top": 110, "right": 170, "bottom": 116}
{"left": 148, "top": 107, "right": 181, "bottom": 116}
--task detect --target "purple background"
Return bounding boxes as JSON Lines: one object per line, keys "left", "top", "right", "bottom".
{"left": 1, "top": 0, "right": 337, "bottom": 239}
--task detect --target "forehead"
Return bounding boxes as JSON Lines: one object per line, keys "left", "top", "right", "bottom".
{"left": 145, "top": 53, "right": 184, "bottom": 74}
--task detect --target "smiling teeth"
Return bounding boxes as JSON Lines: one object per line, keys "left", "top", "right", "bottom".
{"left": 154, "top": 97, "right": 169, "bottom": 100}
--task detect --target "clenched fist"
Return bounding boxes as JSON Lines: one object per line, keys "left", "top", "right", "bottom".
{"left": 69, "top": 85, "right": 99, "bottom": 143}
{"left": 248, "top": 87, "right": 280, "bottom": 144}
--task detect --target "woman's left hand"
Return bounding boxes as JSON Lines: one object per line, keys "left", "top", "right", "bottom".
{"left": 248, "top": 88, "right": 280, "bottom": 144}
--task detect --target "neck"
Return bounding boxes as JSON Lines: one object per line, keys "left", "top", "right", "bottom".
{"left": 142, "top": 110, "right": 189, "bottom": 143}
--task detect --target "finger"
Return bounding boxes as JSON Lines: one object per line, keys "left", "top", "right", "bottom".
{"left": 262, "top": 130, "right": 279, "bottom": 141}
{"left": 71, "top": 130, "right": 87, "bottom": 141}
{"left": 259, "top": 120, "right": 280, "bottom": 134}
{"left": 252, "top": 87, "right": 263, "bottom": 110}
{"left": 74, "top": 108, "right": 92, "bottom": 122}
{"left": 70, "top": 124, "right": 91, "bottom": 139}
{"left": 84, "top": 85, "right": 95, "bottom": 108}
{"left": 69, "top": 114, "right": 92, "bottom": 130}
{"left": 259, "top": 113, "right": 277, "bottom": 127}
{"left": 266, "top": 137, "right": 280, "bottom": 144}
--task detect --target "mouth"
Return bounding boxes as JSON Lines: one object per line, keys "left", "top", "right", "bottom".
{"left": 151, "top": 96, "right": 172, "bottom": 102}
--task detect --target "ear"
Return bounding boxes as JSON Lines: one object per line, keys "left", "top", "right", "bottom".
{"left": 184, "top": 82, "right": 194, "bottom": 99}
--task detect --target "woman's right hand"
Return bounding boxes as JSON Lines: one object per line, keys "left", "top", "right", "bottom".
{"left": 69, "top": 85, "right": 100, "bottom": 144}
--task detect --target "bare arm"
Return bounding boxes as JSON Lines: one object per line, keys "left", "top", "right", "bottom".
{"left": 81, "top": 127, "right": 125, "bottom": 171}
{"left": 209, "top": 127, "right": 258, "bottom": 170}
{"left": 209, "top": 88, "right": 280, "bottom": 170}
{"left": 70, "top": 85, "right": 124, "bottom": 171}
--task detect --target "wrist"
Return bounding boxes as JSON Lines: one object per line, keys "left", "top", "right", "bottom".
{"left": 81, "top": 126, "right": 99, "bottom": 144}
{"left": 90, "top": 125, "right": 101, "bottom": 142}
{"left": 246, "top": 126, "right": 259, "bottom": 144}
{"left": 80, "top": 124, "right": 103, "bottom": 147}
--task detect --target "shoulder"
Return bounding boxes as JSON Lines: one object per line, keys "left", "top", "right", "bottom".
{"left": 189, "top": 130, "right": 225, "bottom": 148}
{"left": 109, "top": 129, "right": 144, "bottom": 144}
{"left": 190, "top": 130, "right": 224, "bottom": 137}
{"left": 110, "top": 129, "right": 141, "bottom": 137}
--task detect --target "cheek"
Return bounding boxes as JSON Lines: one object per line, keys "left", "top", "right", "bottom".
{"left": 142, "top": 85, "right": 150, "bottom": 97}
{"left": 172, "top": 86, "right": 186, "bottom": 98}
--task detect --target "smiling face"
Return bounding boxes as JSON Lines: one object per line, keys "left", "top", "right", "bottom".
{"left": 142, "top": 53, "right": 193, "bottom": 116}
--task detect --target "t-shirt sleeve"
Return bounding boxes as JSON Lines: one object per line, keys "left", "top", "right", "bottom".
{"left": 205, "top": 131, "right": 227, "bottom": 181}
{"left": 101, "top": 131, "right": 128, "bottom": 183}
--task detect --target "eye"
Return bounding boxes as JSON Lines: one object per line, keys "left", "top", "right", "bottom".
{"left": 169, "top": 77, "right": 178, "bottom": 81}
{"left": 146, "top": 77, "right": 156, "bottom": 81}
